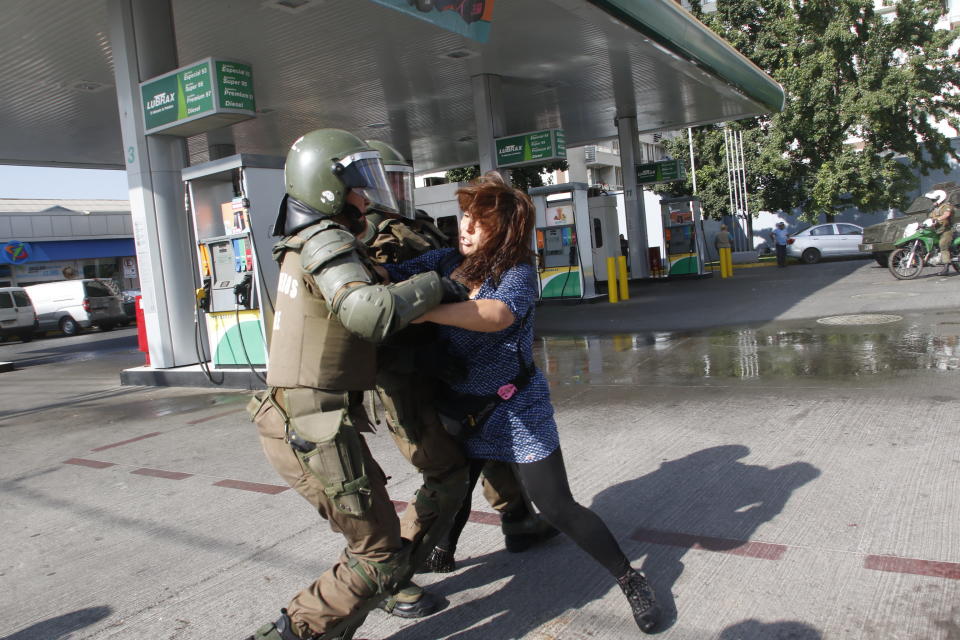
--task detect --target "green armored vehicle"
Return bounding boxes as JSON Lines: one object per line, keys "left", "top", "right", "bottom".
{"left": 860, "top": 182, "right": 959, "bottom": 266}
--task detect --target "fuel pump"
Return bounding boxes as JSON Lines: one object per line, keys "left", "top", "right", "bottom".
{"left": 530, "top": 182, "right": 614, "bottom": 300}
{"left": 183, "top": 154, "right": 284, "bottom": 372}
{"left": 658, "top": 195, "right": 707, "bottom": 276}
{"left": 530, "top": 183, "right": 587, "bottom": 299}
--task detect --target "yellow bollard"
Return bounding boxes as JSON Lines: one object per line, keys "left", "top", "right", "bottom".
{"left": 720, "top": 247, "right": 733, "bottom": 278}
{"left": 607, "top": 256, "right": 618, "bottom": 303}
{"left": 617, "top": 256, "right": 629, "bottom": 300}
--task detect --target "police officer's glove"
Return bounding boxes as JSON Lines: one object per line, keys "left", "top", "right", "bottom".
{"left": 440, "top": 277, "right": 470, "bottom": 303}
{"left": 415, "top": 341, "right": 468, "bottom": 385}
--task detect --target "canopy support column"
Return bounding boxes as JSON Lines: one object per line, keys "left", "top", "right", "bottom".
{"left": 108, "top": 0, "right": 198, "bottom": 368}
{"left": 472, "top": 74, "right": 507, "bottom": 176}
{"left": 617, "top": 115, "right": 650, "bottom": 278}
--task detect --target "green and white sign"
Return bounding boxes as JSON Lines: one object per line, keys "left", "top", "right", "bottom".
{"left": 140, "top": 58, "right": 255, "bottom": 136}
{"left": 495, "top": 129, "right": 566, "bottom": 168}
{"left": 636, "top": 159, "right": 686, "bottom": 185}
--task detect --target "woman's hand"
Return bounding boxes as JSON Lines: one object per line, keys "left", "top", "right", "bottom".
{"left": 372, "top": 265, "right": 390, "bottom": 283}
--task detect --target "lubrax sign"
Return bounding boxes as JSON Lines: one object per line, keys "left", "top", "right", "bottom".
{"left": 495, "top": 129, "right": 566, "bottom": 168}
{"left": 140, "top": 58, "right": 255, "bottom": 137}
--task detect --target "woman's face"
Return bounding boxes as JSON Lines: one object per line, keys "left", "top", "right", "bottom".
{"left": 459, "top": 209, "right": 489, "bottom": 256}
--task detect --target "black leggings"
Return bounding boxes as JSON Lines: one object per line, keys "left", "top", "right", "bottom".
{"left": 440, "top": 447, "right": 631, "bottom": 578}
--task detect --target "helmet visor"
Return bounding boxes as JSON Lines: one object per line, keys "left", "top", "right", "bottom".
{"left": 385, "top": 165, "right": 415, "bottom": 219}
{"left": 338, "top": 151, "right": 398, "bottom": 214}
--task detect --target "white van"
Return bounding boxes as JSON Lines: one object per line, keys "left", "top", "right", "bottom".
{"left": 25, "top": 279, "right": 127, "bottom": 336}
{"left": 0, "top": 286, "right": 38, "bottom": 342}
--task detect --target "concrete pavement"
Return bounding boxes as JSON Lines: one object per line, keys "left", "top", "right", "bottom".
{"left": 1, "top": 257, "right": 959, "bottom": 639}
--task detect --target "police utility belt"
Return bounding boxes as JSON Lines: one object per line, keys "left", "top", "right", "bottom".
{"left": 436, "top": 351, "right": 536, "bottom": 441}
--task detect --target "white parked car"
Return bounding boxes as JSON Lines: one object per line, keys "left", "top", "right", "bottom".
{"left": 25, "top": 279, "right": 127, "bottom": 336}
{"left": 0, "top": 286, "right": 38, "bottom": 342}
{"left": 786, "top": 223, "right": 867, "bottom": 264}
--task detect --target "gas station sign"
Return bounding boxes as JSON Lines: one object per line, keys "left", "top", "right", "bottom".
{"left": 140, "top": 58, "right": 255, "bottom": 137}
{"left": 636, "top": 159, "right": 686, "bottom": 185}
{"left": 495, "top": 129, "right": 566, "bottom": 168}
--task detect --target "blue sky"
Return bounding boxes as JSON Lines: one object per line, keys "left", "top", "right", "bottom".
{"left": 0, "top": 166, "right": 128, "bottom": 200}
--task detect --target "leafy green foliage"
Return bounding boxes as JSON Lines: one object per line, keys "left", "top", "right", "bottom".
{"left": 662, "top": 0, "right": 960, "bottom": 222}
{"left": 444, "top": 160, "right": 569, "bottom": 193}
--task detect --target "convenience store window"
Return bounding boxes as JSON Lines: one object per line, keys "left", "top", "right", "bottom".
{"left": 82, "top": 259, "right": 118, "bottom": 280}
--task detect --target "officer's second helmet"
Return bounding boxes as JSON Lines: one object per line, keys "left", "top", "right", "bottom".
{"left": 285, "top": 129, "right": 398, "bottom": 216}
{"left": 365, "top": 139, "right": 416, "bottom": 220}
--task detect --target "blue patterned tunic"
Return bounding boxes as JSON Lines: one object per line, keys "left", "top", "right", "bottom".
{"left": 385, "top": 248, "right": 560, "bottom": 463}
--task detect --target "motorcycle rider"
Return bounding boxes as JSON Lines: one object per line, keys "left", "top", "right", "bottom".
{"left": 931, "top": 190, "right": 959, "bottom": 275}
{"left": 246, "top": 129, "right": 469, "bottom": 640}
{"left": 362, "top": 140, "right": 558, "bottom": 574}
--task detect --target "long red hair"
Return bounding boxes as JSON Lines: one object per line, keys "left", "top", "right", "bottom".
{"left": 454, "top": 172, "right": 535, "bottom": 287}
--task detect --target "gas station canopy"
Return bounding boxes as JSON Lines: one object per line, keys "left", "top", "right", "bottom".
{"left": 1, "top": 0, "right": 783, "bottom": 172}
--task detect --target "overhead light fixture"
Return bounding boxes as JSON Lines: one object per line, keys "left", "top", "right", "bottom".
{"left": 457, "top": 135, "right": 475, "bottom": 143}
{"left": 364, "top": 122, "right": 389, "bottom": 129}
{"left": 262, "top": 0, "right": 319, "bottom": 14}
{"left": 70, "top": 80, "right": 111, "bottom": 93}
{"left": 256, "top": 107, "right": 276, "bottom": 115}
{"left": 439, "top": 48, "right": 478, "bottom": 60}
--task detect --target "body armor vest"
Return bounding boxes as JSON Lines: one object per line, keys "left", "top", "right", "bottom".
{"left": 266, "top": 229, "right": 377, "bottom": 391}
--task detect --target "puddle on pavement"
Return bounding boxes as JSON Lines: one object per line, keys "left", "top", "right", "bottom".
{"left": 535, "top": 320, "right": 960, "bottom": 385}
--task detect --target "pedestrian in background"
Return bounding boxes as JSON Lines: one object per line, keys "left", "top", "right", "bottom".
{"left": 770, "top": 221, "right": 789, "bottom": 267}
{"left": 715, "top": 223, "right": 733, "bottom": 278}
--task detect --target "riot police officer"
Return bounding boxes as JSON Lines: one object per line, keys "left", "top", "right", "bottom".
{"left": 363, "top": 140, "right": 557, "bottom": 575}
{"left": 247, "top": 129, "right": 468, "bottom": 640}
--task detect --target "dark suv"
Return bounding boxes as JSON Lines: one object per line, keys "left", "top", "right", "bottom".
{"left": 859, "top": 182, "right": 959, "bottom": 266}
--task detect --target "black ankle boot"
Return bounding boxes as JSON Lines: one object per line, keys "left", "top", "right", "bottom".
{"left": 617, "top": 568, "right": 660, "bottom": 634}
{"left": 418, "top": 546, "right": 456, "bottom": 573}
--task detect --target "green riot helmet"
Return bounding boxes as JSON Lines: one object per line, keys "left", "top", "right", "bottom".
{"left": 285, "top": 129, "right": 398, "bottom": 216}
{"left": 366, "top": 139, "right": 416, "bottom": 220}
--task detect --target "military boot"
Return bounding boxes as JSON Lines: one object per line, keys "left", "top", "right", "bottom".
{"left": 501, "top": 510, "right": 560, "bottom": 553}
{"left": 247, "top": 610, "right": 308, "bottom": 640}
{"left": 377, "top": 582, "right": 439, "bottom": 618}
{"left": 617, "top": 568, "right": 661, "bottom": 634}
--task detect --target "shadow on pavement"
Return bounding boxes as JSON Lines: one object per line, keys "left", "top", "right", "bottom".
{"left": 5, "top": 334, "right": 138, "bottom": 369}
{"left": 718, "top": 619, "right": 823, "bottom": 639}
{"left": 1, "top": 606, "right": 112, "bottom": 640}
{"left": 387, "top": 445, "right": 821, "bottom": 639}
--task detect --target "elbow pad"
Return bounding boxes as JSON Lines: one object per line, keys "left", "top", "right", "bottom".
{"left": 336, "top": 271, "right": 443, "bottom": 343}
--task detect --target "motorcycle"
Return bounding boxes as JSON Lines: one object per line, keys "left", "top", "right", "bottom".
{"left": 887, "top": 219, "right": 960, "bottom": 279}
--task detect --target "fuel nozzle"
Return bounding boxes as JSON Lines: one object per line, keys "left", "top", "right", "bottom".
{"left": 196, "top": 280, "right": 210, "bottom": 312}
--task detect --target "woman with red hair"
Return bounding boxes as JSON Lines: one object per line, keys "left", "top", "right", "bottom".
{"left": 384, "top": 172, "right": 660, "bottom": 634}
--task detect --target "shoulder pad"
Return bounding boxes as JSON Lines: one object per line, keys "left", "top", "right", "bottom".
{"left": 299, "top": 223, "right": 360, "bottom": 275}
{"left": 272, "top": 219, "right": 342, "bottom": 263}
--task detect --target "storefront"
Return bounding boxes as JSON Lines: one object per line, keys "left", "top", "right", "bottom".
{"left": 0, "top": 200, "right": 139, "bottom": 291}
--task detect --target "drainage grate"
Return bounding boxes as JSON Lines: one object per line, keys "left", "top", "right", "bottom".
{"left": 816, "top": 314, "right": 903, "bottom": 326}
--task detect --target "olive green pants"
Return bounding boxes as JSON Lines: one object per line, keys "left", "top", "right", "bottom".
{"left": 375, "top": 370, "right": 526, "bottom": 541}
{"left": 375, "top": 369, "right": 468, "bottom": 544}
{"left": 940, "top": 229, "right": 954, "bottom": 261}
{"left": 255, "top": 397, "right": 401, "bottom": 637}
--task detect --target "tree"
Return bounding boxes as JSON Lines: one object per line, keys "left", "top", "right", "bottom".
{"left": 444, "top": 160, "right": 569, "bottom": 193}
{"left": 661, "top": 0, "right": 960, "bottom": 222}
